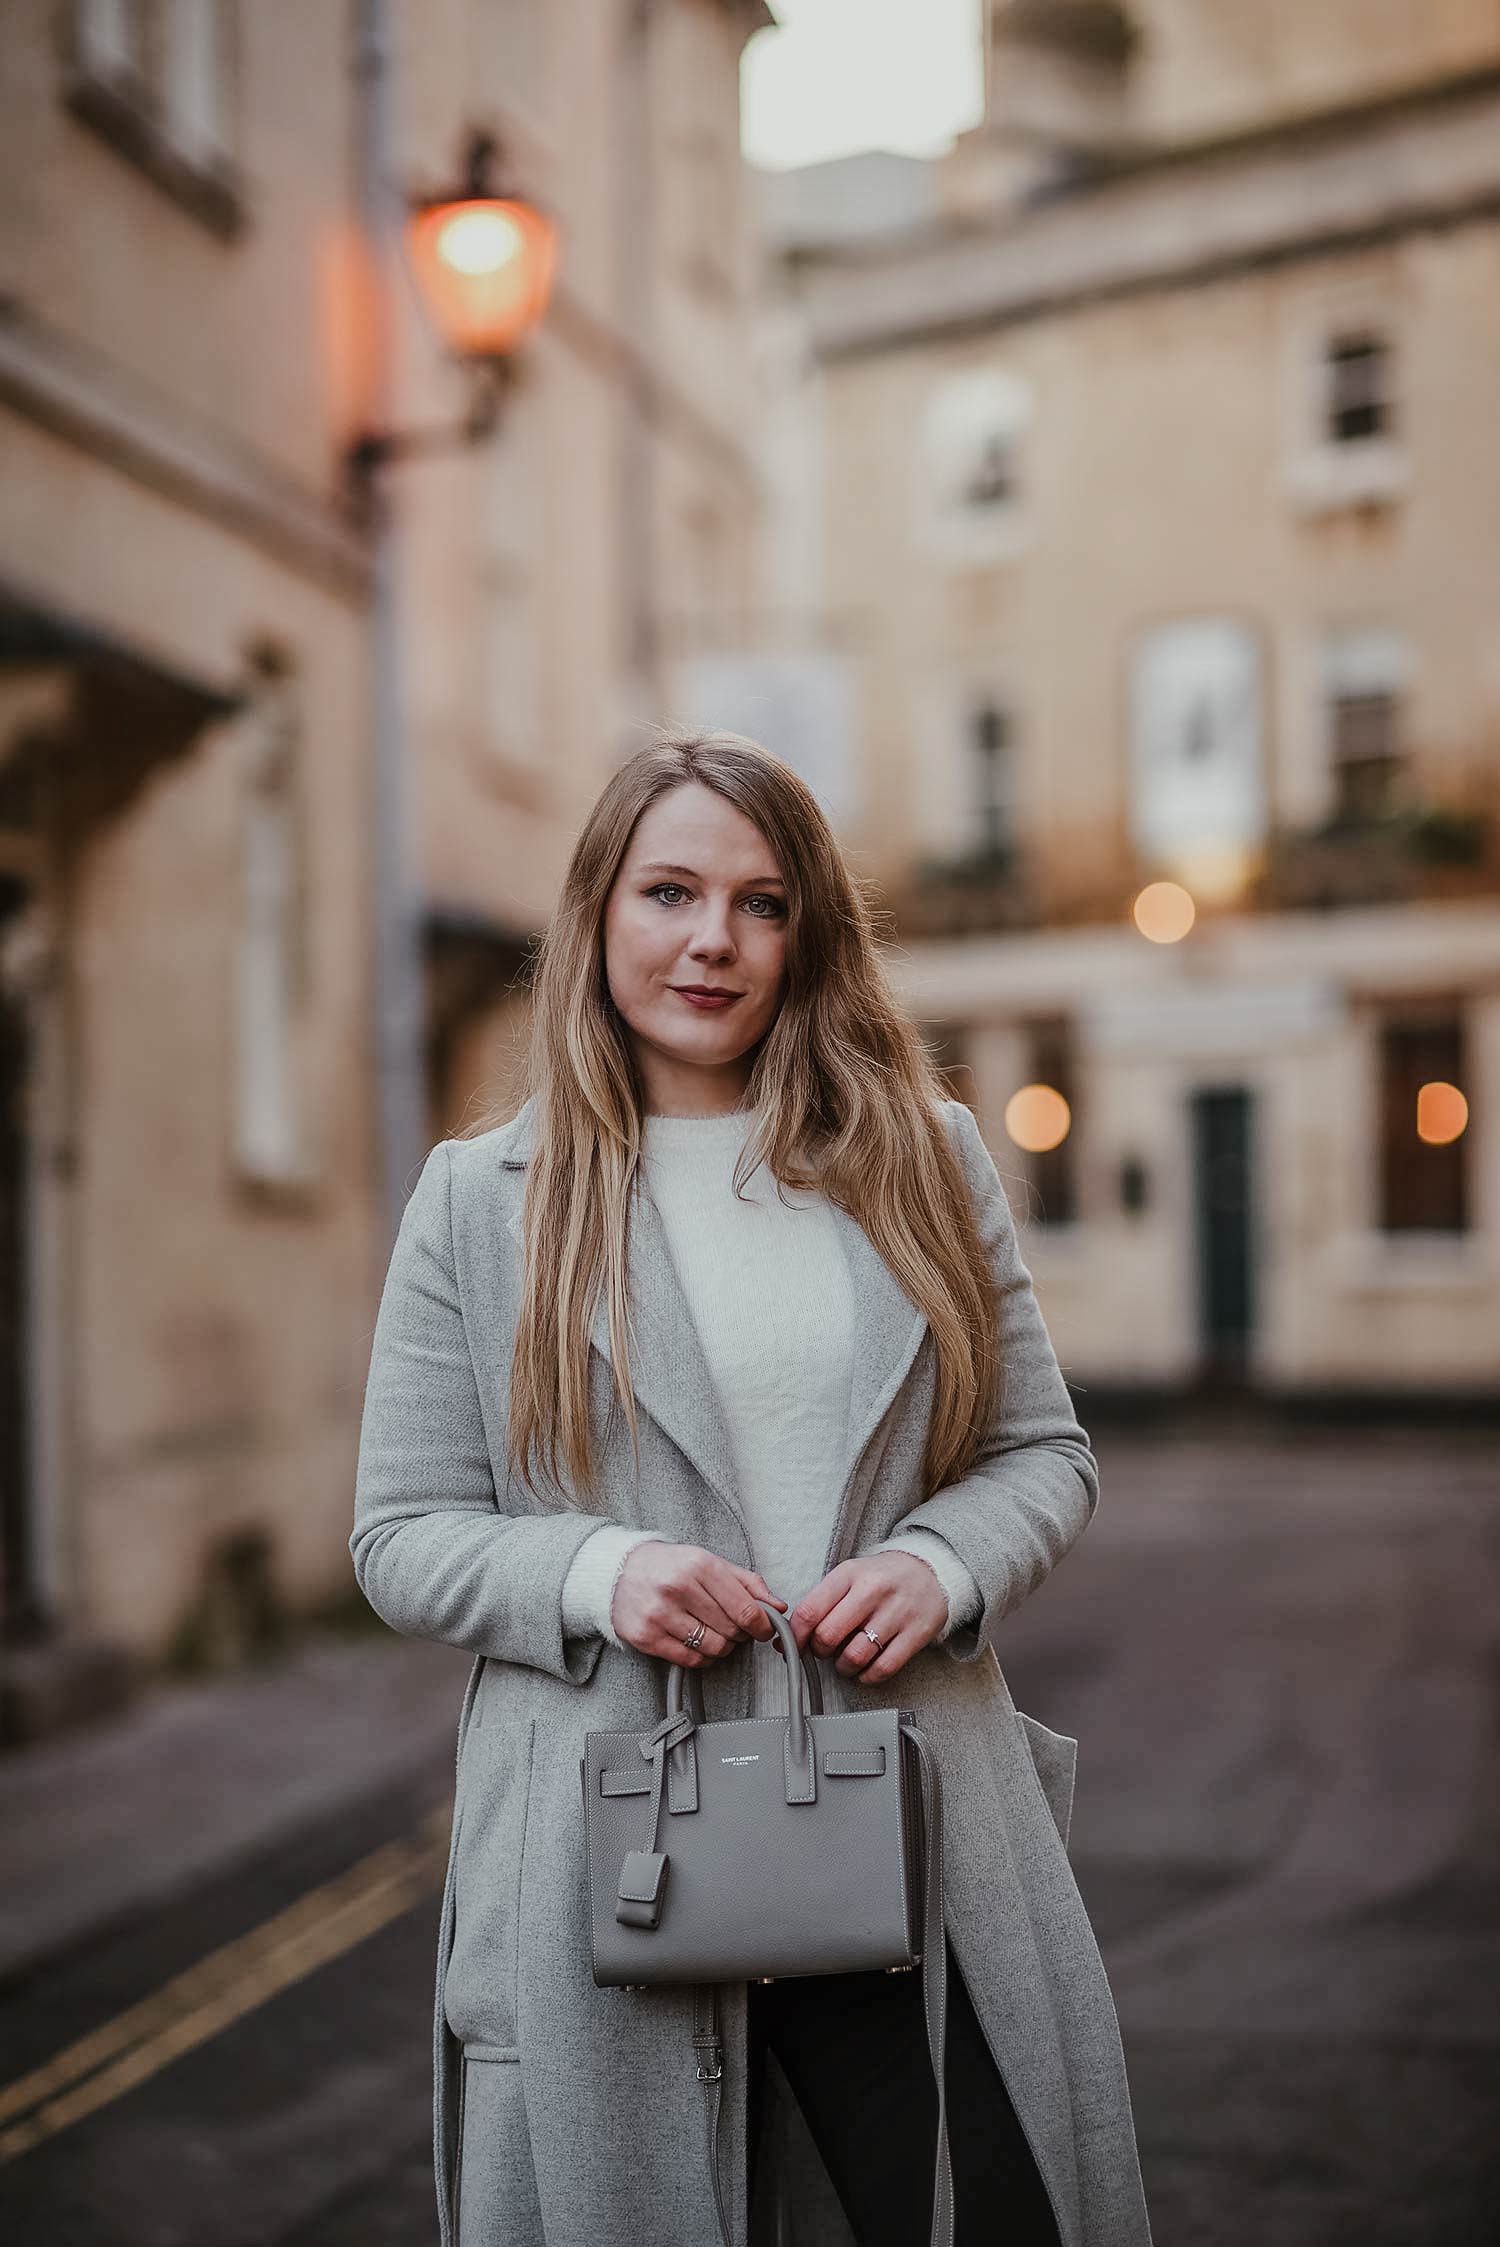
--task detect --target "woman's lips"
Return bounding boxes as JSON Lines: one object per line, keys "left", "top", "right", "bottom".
{"left": 671, "top": 989, "right": 742, "bottom": 1010}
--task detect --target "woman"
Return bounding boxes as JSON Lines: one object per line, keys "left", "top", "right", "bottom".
{"left": 351, "top": 730, "right": 1152, "bottom": 2247}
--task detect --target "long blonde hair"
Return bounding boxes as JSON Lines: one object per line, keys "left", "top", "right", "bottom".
{"left": 474, "top": 729, "right": 1001, "bottom": 1509}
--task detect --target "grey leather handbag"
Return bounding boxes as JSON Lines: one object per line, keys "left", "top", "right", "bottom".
{"left": 581, "top": 1602, "right": 952, "bottom": 2247}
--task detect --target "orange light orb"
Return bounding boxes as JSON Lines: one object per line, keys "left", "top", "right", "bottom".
{"left": 1132, "top": 881, "right": 1196, "bottom": 944}
{"left": 407, "top": 195, "right": 558, "bottom": 358}
{"left": 1005, "top": 1083, "right": 1071, "bottom": 1154}
{"left": 1416, "top": 1080, "right": 1468, "bottom": 1146}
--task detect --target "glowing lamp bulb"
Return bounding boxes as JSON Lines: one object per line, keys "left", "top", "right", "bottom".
{"left": 435, "top": 207, "right": 524, "bottom": 276}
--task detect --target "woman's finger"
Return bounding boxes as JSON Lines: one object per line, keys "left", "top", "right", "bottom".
{"left": 854, "top": 1622, "right": 921, "bottom": 1686}
{"left": 698, "top": 1558, "right": 782, "bottom": 1642}
{"left": 834, "top": 1604, "right": 904, "bottom": 1677}
{"left": 663, "top": 1609, "right": 730, "bottom": 1664}
{"left": 806, "top": 1581, "right": 881, "bottom": 1659}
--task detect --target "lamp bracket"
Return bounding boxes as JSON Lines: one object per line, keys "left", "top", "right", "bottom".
{"left": 345, "top": 359, "right": 514, "bottom": 507}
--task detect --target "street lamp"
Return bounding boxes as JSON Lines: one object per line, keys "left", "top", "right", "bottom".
{"left": 408, "top": 130, "right": 558, "bottom": 364}
{"left": 348, "top": 128, "right": 558, "bottom": 492}
{"left": 351, "top": 13, "right": 558, "bottom": 1253}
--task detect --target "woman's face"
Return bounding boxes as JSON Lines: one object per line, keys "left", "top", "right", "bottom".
{"left": 603, "top": 783, "right": 790, "bottom": 1115}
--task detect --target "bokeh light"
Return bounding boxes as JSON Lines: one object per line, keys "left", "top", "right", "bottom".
{"left": 1416, "top": 1080, "right": 1468, "bottom": 1145}
{"left": 1132, "top": 881, "right": 1196, "bottom": 944}
{"left": 1004, "top": 1083, "right": 1071, "bottom": 1153}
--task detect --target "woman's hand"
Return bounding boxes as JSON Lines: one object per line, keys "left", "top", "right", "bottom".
{"left": 789, "top": 1553, "right": 947, "bottom": 1684}
{"left": 611, "top": 1542, "right": 787, "bottom": 1666}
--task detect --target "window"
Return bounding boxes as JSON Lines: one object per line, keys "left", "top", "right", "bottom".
{"left": 1282, "top": 292, "right": 1407, "bottom": 516}
{"left": 970, "top": 701, "right": 1014, "bottom": 860}
{"left": 962, "top": 432, "right": 1014, "bottom": 510}
{"left": 1332, "top": 692, "right": 1401, "bottom": 820}
{"left": 1325, "top": 331, "right": 1392, "bottom": 446}
{"left": 163, "top": 0, "right": 233, "bottom": 167}
{"left": 77, "top": 0, "right": 143, "bottom": 80}
{"left": 66, "top": 0, "right": 241, "bottom": 234}
{"left": 1378, "top": 1013, "right": 1469, "bottom": 1233}
{"left": 1128, "top": 618, "right": 1267, "bottom": 877}
{"left": 1321, "top": 628, "right": 1411, "bottom": 824}
{"left": 918, "top": 368, "right": 1034, "bottom": 562}
{"left": 233, "top": 665, "right": 312, "bottom": 1190}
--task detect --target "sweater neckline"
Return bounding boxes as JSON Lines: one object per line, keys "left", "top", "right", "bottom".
{"left": 642, "top": 1106, "right": 758, "bottom": 1143}
{"left": 643, "top": 1105, "right": 757, "bottom": 1123}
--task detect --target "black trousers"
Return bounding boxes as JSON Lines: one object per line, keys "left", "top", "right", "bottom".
{"left": 746, "top": 1940, "right": 1061, "bottom": 2247}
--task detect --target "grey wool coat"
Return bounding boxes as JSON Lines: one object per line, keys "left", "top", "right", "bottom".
{"left": 350, "top": 1093, "right": 1153, "bottom": 2247}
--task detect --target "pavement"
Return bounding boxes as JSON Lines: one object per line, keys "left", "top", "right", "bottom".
{"left": 0, "top": 1624, "right": 470, "bottom": 1988}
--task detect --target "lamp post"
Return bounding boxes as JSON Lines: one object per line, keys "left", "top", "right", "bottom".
{"left": 351, "top": 1, "right": 556, "bottom": 1249}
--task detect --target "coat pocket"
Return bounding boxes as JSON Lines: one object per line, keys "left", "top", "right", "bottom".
{"left": 444, "top": 1708, "right": 537, "bottom": 2050}
{"left": 1016, "top": 1711, "right": 1078, "bottom": 1853}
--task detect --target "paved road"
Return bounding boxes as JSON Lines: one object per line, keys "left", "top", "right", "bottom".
{"left": 1, "top": 1427, "right": 1495, "bottom": 2244}
{"left": 1001, "top": 1424, "right": 1500, "bottom": 2247}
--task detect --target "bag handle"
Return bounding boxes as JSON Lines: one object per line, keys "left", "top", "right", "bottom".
{"left": 665, "top": 1599, "right": 826, "bottom": 1726}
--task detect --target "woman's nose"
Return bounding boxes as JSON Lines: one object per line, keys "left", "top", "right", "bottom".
{"left": 688, "top": 909, "right": 736, "bottom": 957}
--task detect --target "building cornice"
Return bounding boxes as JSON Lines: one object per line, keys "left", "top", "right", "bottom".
{"left": 787, "top": 67, "right": 1500, "bottom": 362}
{"left": 0, "top": 301, "right": 372, "bottom": 600}
{"left": 0, "top": 285, "right": 762, "bottom": 584}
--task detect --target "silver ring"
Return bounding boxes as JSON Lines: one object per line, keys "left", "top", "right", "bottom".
{"left": 684, "top": 1619, "right": 707, "bottom": 1651}
{"left": 862, "top": 1625, "right": 884, "bottom": 1651}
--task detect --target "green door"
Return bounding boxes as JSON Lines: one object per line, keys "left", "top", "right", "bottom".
{"left": 1191, "top": 1086, "right": 1255, "bottom": 1385}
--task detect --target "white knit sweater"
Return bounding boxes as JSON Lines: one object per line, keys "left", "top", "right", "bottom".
{"left": 559, "top": 1107, "right": 981, "bottom": 1713}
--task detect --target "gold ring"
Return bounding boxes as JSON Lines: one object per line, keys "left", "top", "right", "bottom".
{"left": 862, "top": 1625, "right": 883, "bottom": 1651}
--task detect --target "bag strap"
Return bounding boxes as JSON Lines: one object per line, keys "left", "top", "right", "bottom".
{"left": 691, "top": 1720, "right": 951, "bottom": 2247}
{"left": 693, "top": 1985, "right": 732, "bottom": 2246}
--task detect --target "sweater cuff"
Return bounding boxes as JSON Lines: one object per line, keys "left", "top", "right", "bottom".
{"left": 561, "top": 1527, "right": 668, "bottom": 1648}
{"left": 876, "top": 1530, "right": 984, "bottom": 1644}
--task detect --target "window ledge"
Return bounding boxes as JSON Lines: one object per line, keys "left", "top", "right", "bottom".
{"left": 66, "top": 69, "right": 247, "bottom": 242}
{"left": 1330, "top": 1229, "right": 1490, "bottom": 1293}
{"left": 928, "top": 508, "right": 1034, "bottom": 568}
{"left": 231, "top": 1161, "right": 324, "bottom": 1215}
{"left": 1283, "top": 440, "right": 1409, "bottom": 518}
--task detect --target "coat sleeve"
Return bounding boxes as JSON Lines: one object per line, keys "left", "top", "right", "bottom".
{"left": 879, "top": 1098, "right": 1099, "bottom": 1665}
{"left": 349, "top": 1139, "right": 625, "bottom": 1685}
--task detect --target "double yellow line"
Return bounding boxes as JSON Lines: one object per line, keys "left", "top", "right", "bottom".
{"left": 0, "top": 1803, "right": 451, "bottom": 2164}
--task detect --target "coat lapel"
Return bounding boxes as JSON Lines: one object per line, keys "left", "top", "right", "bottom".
{"left": 494, "top": 1095, "right": 929, "bottom": 1549}
{"left": 822, "top": 1197, "right": 930, "bottom": 1546}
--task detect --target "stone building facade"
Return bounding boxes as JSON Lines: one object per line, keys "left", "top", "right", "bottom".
{"left": 0, "top": 0, "right": 768, "bottom": 1722}
{"left": 759, "top": 0, "right": 1500, "bottom": 1402}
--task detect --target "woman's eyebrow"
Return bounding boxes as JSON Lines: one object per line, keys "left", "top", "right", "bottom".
{"left": 637, "top": 861, "right": 786, "bottom": 886}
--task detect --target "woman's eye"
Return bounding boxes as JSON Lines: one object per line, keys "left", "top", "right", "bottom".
{"left": 644, "top": 884, "right": 784, "bottom": 918}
